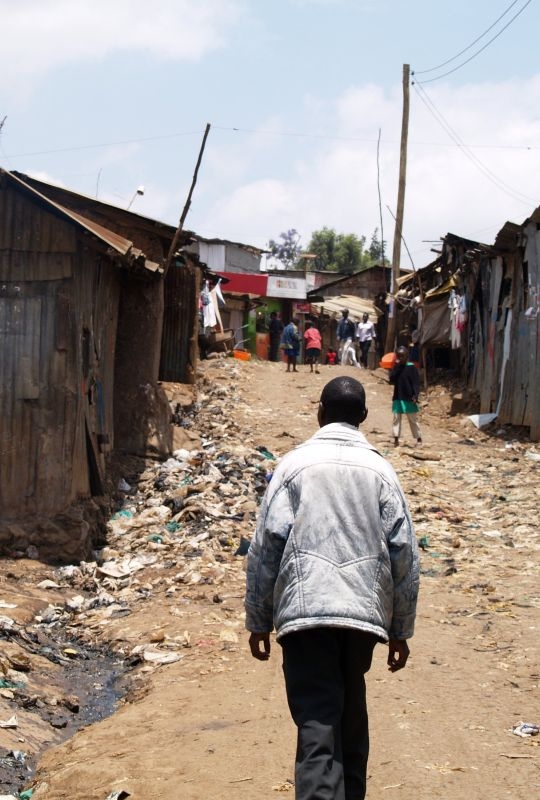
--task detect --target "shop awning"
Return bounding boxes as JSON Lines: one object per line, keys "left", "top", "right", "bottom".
{"left": 216, "top": 271, "right": 268, "bottom": 297}
{"left": 309, "top": 294, "right": 382, "bottom": 321}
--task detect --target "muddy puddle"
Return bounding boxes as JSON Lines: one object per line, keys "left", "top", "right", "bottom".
{"left": 0, "top": 627, "right": 126, "bottom": 796}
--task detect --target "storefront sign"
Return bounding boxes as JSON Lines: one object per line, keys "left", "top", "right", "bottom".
{"left": 267, "top": 275, "right": 307, "bottom": 299}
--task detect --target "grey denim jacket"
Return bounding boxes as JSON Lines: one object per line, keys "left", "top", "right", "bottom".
{"left": 245, "top": 423, "right": 419, "bottom": 642}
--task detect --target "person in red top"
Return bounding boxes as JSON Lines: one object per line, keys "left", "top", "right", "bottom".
{"left": 304, "top": 321, "right": 322, "bottom": 374}
{"left": 326, "top": 347, "right": 337, "bottom": 365}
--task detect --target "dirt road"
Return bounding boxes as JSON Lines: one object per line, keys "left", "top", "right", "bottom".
{"left": 3, "top": 358, "right": 539, "bottom": 799}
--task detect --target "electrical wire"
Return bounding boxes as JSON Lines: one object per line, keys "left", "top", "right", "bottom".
{"left": 414, "top": 0, "right": 522, "bottom": 75}
{"left": 5, "top": 129, "right": 204, "bottom": 158}
{"left": 3, "top": 125, "right": 540, "bottom": 160}
{"left": 415, "top": 0, "right": 533, "bottom": 84}
{"left": 413, "top": 81, "right": 537, "bottom": 206}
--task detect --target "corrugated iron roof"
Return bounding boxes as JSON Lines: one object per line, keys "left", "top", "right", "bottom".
{"left": 1, "top": 169, "right": 162, "bottom": 272}
{"left": 309, "top": 294, "right": 381, "bottom": 321}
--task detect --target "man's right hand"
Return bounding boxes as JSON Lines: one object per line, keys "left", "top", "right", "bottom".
{"left": 249, "top": 632, "right": 271, "bottom": 661}
{"left": 387, "top": 638, "right": 410, "bottom": 672}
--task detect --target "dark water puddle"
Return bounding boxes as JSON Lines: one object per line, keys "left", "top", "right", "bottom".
{"left": 0, "top": 629, "right": 126, "bottom": 796}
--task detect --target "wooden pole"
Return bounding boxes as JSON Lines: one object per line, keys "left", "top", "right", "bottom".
{"left": 164, "top": 123, "right": 211, "bottom": 277}
{"left": 384, "top": 64, "right": 410, "bottom": 353}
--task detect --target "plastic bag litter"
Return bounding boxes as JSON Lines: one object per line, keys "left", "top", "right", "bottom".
{"left": 141, "top": 650, "right": 183, "bottom": 665}
{"left": 468, "top": 413, "right": 497, "bottom": 428}
{"left": 512, "top": 722, "right": 539, "bottom": 737}
{"left": 0, "top": 714, "right": 18, "bottom": 728}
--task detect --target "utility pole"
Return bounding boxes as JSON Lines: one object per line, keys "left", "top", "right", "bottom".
{"left": 385, "top": 64, "right": 410, "bottom": 354}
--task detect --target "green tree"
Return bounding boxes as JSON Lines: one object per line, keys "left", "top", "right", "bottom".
{"left": 268, "top": 229, "right": 302, "bottom": 268}
{"left": 307, "top": 228, "right": 367, "bottom": 273}
{"left": 368, "top": 228, "right": 388, "bottom": 265}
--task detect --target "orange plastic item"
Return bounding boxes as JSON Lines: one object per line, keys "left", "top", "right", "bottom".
{"left": 233, "top": 349, "right": 251, "bottom": 361}
{"left": 379, "top": 352, "right": 396, "bottom": 369}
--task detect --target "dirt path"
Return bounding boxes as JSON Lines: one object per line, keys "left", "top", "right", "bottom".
{"left": 5, "top": 359, "right": 539, "bottom": 799}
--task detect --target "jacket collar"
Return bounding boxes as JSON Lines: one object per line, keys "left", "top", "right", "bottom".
{"left": 311, "top": 422, "right": 379, "bottom": 452}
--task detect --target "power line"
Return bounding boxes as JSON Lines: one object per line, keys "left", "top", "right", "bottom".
{"left": 413, "top": 81, "right": 537, "bottom": 206}
{"left": 3, "top": 124, "right": 540, "bottom": 160}
{"left": 5, "top": 129, "right": 204, "bottom": 158}
{"left": 414, "top": 0, "right": 522, "bottom": 75}
{"left": 414, "top": 0, "right": 533, "bottom": 84}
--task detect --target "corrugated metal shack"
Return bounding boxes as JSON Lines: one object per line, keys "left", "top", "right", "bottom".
{"left": 14, "top": 172, "right": 203, "bottom": 389}
{"left": 396, "top": 215, "right": 540, "bottom": 440}
{"left": 0, "top": 169, "right": 199, "bottom": 560}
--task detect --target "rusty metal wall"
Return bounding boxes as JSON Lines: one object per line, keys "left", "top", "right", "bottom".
{"left": 469, "top": 236, "right": 540, "bottom": 439}
{"left": 159, "top": 259, "right": 201, "bottom": 384}
{"left": 0, "top": 183, "right": 122, "bottom": 519}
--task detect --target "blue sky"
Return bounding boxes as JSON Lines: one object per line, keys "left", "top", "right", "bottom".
{"left": 1, "top": 0, "right": 539, "bottom": 266}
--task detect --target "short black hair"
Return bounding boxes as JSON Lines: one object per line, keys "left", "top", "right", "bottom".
{"left": 320, "top": 376, "right": 366, "bottom": 426}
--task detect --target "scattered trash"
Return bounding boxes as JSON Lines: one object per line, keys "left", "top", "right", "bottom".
{"left": 234, "top": 536, "right": 251, "bottom": 556}
{"left": 141, "top": 650, "right": 183, "bottom": 665}
{"left": 512, "top": 722, "right": 539, "bottom": 737}
{"left": 256, "top": 446, "right": 276, "bottom": 460}
{"left": 117, "top": 478, "right": 132, "bottom": 492}
{"left": 468, "top": 413, "right": 497, "bottom": 428}
{"left": 0, "top": 715, "right": 18, "bottom": 728}
{"left": 36, "top": 579, "right": 61, "bottom": 590}
{"left": 524, "top": 450, "right": 540, "bottom": 462}
{"left": 105, "top": 791, "right": 131, "bottom": 800}
{"left": 272, "top": 779, "right": 294, "bottom": 792}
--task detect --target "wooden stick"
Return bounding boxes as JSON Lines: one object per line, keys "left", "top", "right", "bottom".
{"left": 164, "top": 123, "right": 211, "bottom": 277}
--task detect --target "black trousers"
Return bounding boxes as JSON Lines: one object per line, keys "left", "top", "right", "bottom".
{"left": 281, "top": 628, "right": 378, "bottom": 800}
{"left": 270, "top": 334, "right": 282, "bottom": 362}
{"left": 359, "top": 340, "right": 371, "bottom": 368}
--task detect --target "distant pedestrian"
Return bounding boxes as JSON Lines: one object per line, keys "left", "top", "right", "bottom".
{"left": 281, "top": 318, "right": 301, "bottom": 373}
{"left": 246, "top": 375, "right": 419, "bottom": 800}
{"left": 269, "top": 311, "right": 284, "bottom": 362}
{"left": 336, "top": 309, "right": 360, "bottom": 368}
{"left": 303, "top": 321, "right": 322, "bottom": 374}
{"left": 356, "top": 313, "right": 376, "bottom": 369}
{"left": 389, "top": 346, "right": 422, "bottom": 447}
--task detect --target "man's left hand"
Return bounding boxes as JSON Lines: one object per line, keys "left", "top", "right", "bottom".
{"left": 387, "top": 638, "right": 410, "bottom": 672}
{"left": 249, "top": 632, "right": 271, "bottom": 661}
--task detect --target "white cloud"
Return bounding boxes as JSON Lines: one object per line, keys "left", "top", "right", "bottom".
{"left": 201, "top": 76, "right": 540, "bottom": 263}
{"left": 0, "top": 0, "right": 244, "bottom": 97}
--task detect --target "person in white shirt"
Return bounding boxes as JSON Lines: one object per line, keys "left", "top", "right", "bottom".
{"left": 356, "top": 313, "right": 376, "bottom": 369}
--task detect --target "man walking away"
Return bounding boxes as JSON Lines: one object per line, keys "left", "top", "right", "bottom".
{"left": 246, "top": 376, "right": 419, "bottom": 800}
{"left": 356, "top": 313, "right": 376, "bottom": 369}
{"left": 389, "top": 346, "right": 422, "bottom": 447}
{"left": 336, "top": 309, "right": 360, "bottom": 368}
